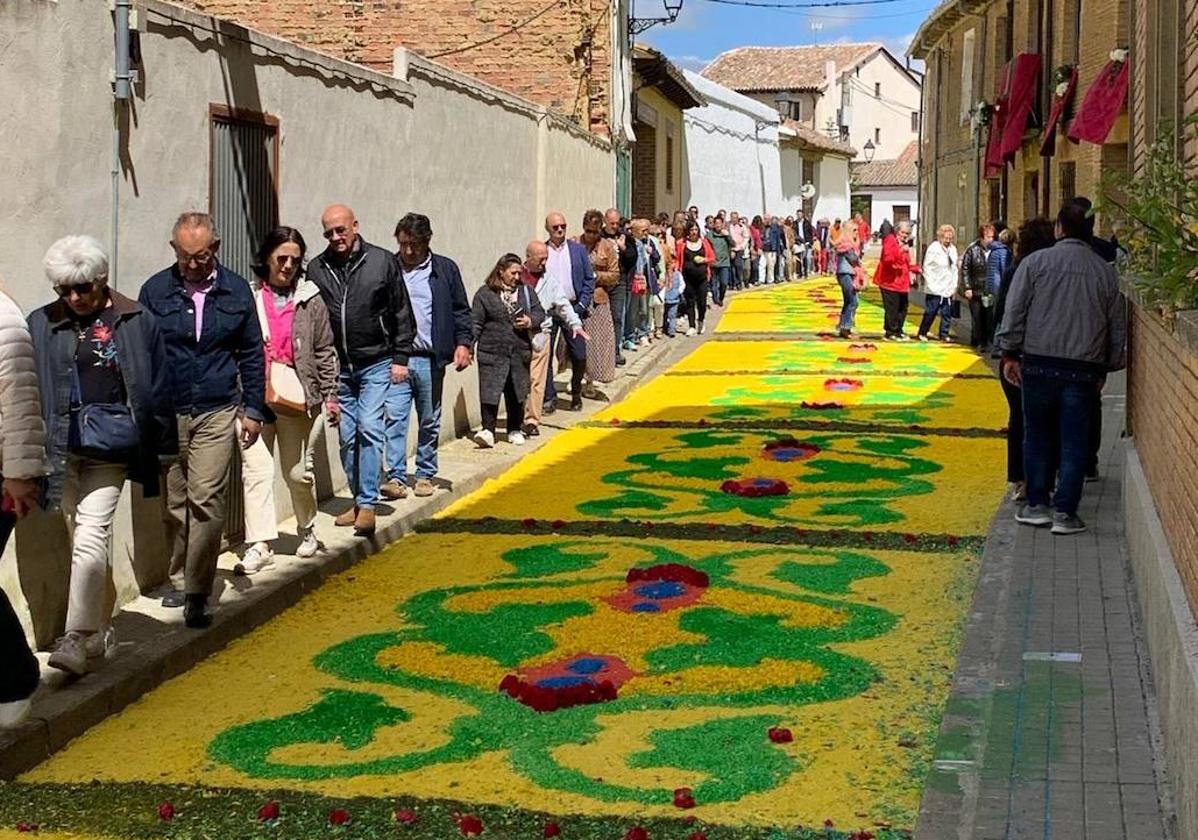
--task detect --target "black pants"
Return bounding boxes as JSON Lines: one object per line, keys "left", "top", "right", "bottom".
{"left": 0, "top": 510, "right": 39, "bottom": 704}
{"left": 1000, "top": 377, "right": 1025, "bottom": 483}
{"left": 881, "top": 289, "right": 909, "bottom": 337}
{"left": 683, "top": 276, "right": 709, "bottom": 329}
{"left": 482, "top": 375, "right": 524, "bottom": 433}
{"left": 544, "top": 322, "right": 586, "bottom": 405}
{"left": 968, "top": 297, "right": 993, "bottom": 347}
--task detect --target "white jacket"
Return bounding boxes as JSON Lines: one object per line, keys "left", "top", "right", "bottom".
{"left": 922, "top": 241, "right": 960, "bottom": 298}
{"left": 0, "top": 291, "right": 48, "bottom": 480}
{"left": 535, "top": 273, "right": 582, "bottom": 334}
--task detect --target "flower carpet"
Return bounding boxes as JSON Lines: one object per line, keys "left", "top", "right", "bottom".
{"left": 0, "top": 281, "right": 1006, "bottom": 839}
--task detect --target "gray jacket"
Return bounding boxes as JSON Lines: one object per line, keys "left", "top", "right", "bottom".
{"left": 995, "top": 238, "right": 1126, "bottom": 371}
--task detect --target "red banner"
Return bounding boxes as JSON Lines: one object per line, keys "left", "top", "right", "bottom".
{"left": 998, "top": 53, "right": 1043, "bottom": 162}
{"left": 1039, "top": 66, "right": 1078, "bottom": 157}
{"left": 1067, "top": 58, "right": 1130, "bottom": 146}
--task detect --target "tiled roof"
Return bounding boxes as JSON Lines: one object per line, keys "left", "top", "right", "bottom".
{"left": 633, "top": 44, "right": 705, "bottom": 110}
{"left": 781, "top": 119, "right": 857, "bottom": 158}
{"left": 850, "top": 141, "right": 919, "bottom": 186}
{"left": 702, "top": 43, "right": 883, "bottom": 92}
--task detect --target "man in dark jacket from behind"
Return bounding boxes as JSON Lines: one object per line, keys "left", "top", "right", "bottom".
{"left": 138, "top": 212, "right": 265, "bottom": 628}
{"left": 307, "top": 205, "right": 415, "bottom": 536}
{"left": 384, "top": 213, "right": 472, "bottom": 500}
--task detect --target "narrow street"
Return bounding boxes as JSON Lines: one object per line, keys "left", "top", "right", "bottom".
{"left": 3, "top": 281, "right": 1018, "bottom": 838}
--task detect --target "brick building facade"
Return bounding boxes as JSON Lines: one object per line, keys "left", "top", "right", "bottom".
{"left": 178, "top": 0, "right": 629, "bottom": 138}
{"left": 910, "top": 0, "right": 1129, "bottom": 239}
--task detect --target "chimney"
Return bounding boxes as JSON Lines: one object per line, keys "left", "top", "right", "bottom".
{"left": 824, "top": 60, "right": 837, "bottom": 91}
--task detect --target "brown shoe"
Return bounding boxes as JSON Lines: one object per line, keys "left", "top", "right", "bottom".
{"left": 353, "top": 507, "right": 376, "bottom": 536}
{"left": 380, "top": 480, "right": 408, "bottom": 500}
{"left": 413, "top": 478, "right": 435, "bottom": 497}
{"left": 335, "top": 507, "right": 358, "bottom": 527}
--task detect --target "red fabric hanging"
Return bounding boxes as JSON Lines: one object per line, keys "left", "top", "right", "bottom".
{"left": 1039, "top": 67, "right": 1078, "bottom": 157}
{"left": 984, "top": 63, "right": 1011, "bottom": 178}
{"left": 1067, "top": 58, "right": 1130, "bottom": 145}
{"left": 998, "top": 53, "right": 1043, "bottom": 161}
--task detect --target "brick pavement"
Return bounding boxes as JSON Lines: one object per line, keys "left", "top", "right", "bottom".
{"left": 916, "top": 371, "right": 1179, "bottom": 839}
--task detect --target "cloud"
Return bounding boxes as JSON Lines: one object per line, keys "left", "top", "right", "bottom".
{"left": 670, "top": 54, "right": 714, "bottom": 72}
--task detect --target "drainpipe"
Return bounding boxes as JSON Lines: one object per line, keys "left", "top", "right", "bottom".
{"left": 112, "top": 0, "right": 134, "bottom": 290}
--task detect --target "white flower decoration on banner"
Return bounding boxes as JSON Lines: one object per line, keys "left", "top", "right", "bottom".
{"left": 1055, "top": 82, "right": 1070, "bottom": 97}
{"left": 1110, "top": 48, "right": 1129, "bottom": 63}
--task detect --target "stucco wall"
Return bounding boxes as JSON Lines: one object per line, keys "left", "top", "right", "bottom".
{"left": 780, "top": 147, "right": 852, "bottom": 223}
{"left": 0, "top": 0, "right": 612, "bottom": 647}
{"left": 856, "top": 186, "right": 920, "bottom": 232}
{"left": 632, "top": 87, "right": 686, "bottom": 216}
{"left": 680, "top": 70, "right": 785, "bottom": 218}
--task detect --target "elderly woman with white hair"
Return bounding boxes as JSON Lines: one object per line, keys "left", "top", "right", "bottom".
{"left": 917, "top": 224, "right": 960, "bottom": 342}
{"left": 27, "top": 235, "right": 175, "bottom": 677}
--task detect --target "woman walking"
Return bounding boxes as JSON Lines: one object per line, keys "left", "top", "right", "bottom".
{"left": 874, "top": 220, "right": 919, "bottom": 341}
{"left": 917, "top": 224, "right": 960, "bottom": 342}
{"left": 675, "top": 221, "right": 715, "bottom": 336}
{"left": 960, "top": 224, "right": 995, "bottom": 349}
{"left": 28, "top": 236, "right": 175, "bottom": 675}
{"left": 580, "top": 210, "right": 618, "bottom": 388}
{"left": 993, "top": 217, "right": 1056, "bottom": 503}
{"left": 237, "top": 227, "right": 339, "bottom": 575}
{"left": 833, "top": 224, "right": 862, "bottom": 338}
{"left": 748, "top": 216, "right": 764, "bottom": 286}
{"left": 472, "top": 254, "right": 545, "bottom": 448}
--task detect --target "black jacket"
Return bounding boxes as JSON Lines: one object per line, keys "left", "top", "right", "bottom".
{"left": 307, "top": 237, "right": 415, "bottom": 371}
{"left": 139, "top": 263, "right": 266, "bottom": 421}
{"left": 28, "top": 291, "right": 176, "bottom": 506}
{"left": 960, "top": 240, "right": 991, "bottom": 294}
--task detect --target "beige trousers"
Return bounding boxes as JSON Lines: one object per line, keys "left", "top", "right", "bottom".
{"left": 62, "top": 458, "right": 126, "bottom": 633}
{"left": 524, "top": 335, "right": 552, "bottom": 428}
{"left": 165, "top": 406, "right": 237, "bottom": 597}
{"left": 240, "top": 410, "right": 321, "bottom": 545}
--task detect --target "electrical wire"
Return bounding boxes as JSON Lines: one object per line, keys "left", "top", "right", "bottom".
{"left": 427, "top": 0, "right": 560, "bottom": 59}
{"left": 776, "top": 5, "right": 934, "bottom": 17}
{"left": 699, "top": 0, "right": 912, "bottom": 8}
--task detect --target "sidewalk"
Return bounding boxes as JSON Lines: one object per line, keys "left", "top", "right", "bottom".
{"left": 0, "top": 323, "right": 701, "bottom": 780}
{"left": 915, "top": 371, "right": 1179, "bottom": 838}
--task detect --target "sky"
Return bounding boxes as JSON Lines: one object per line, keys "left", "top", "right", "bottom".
{"left": 637, "top": 0, "right": 934, "bottom": 74}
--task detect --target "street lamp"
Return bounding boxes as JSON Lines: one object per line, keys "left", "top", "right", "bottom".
{"left": 630, "top": 0, "right": 685, "bottom": 35}
{"left": 863, "top": 139, "right": 876, "bottom": 163}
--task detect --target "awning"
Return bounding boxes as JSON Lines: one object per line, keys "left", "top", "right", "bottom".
{"left": 998, "top": 53, "right": 1042, "bottom": 161}
{"left": 1039, "top": 66, "right": 1078, "bottom": 157}
{"left": 1067, "top": 58, "right": 1130, "bottom": 145}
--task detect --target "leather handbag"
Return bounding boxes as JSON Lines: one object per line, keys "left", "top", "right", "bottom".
{"left": 255, "top": 288, "right": 308, "bottom": 414}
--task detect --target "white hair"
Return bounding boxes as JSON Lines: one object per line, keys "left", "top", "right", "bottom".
{"left": 43, "top": 235, "right": 109, "bottom": 288}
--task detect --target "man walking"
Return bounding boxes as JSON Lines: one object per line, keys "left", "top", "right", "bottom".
{"left": 996, "top": 201, "right": 1126, "bottom": 536}
{"left": 705, "top": 215, "right": 734, "bottom": 306}
{"left": 797, "top": 211, "right": 815, "bottom": 278}
{"left": 523, "top": 241, "right": 588, "bottom": 435}
{"left": 603, "top": 209, "right": 633, "bottom": 366}
{"left": 307, "top": 205, "right": 414, "bottom": 537}
{"left": 764, "top": 215, "right": 786, "bottom": 283}
{"left": 385, "top": 213, "right": 472, "bottom": 500}
{"left": 728, "top": 212, "right": 749, "bottom": 289}
{"left": 139, "top": 212, "right": 265, "bottom": 628}
{"left": 544, "top": 211, "right": 594, "bottom": 411}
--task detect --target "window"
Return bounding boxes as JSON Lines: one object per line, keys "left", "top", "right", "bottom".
{"left": 960, "top": 28, "right": 976, "bottom": 125}
{"left": 911, "top": 111, "right": 920, "bottom": 132}
{"left": 874, "top": 127, "right": 881, "bottom": 144}
{"left": 209, "top": 105, "right": 278, "bottom": 284}
{"left": 874, "top": 82, "right": 881, "bottom": 98}
{"left": 1024, "top": 171, "right": 1040, "bottom": 222}
{"left": 665, "top": 120, "right": 675, "bottom": 193}
{"left": 989, "top": 179, "right": 1002, "bottom": 223}
{"left": 1058, "top": 161, "right": 1076, "bottom": 204}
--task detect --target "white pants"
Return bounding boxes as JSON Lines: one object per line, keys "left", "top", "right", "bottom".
{"left": 240, "top": 411, "right": 321, "bottom": 544}
{"left": 62, "top": 458, "right": 126, "bottom": 633}
{"left": 764, "top": 251, "right": 777, "bottom": 282}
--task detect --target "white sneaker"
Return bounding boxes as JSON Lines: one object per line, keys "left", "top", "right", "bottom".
{"left": 685, "top": 327, "right": 697, "bottom": 337}
{"left": 296, "top": 527, "right": 319, "bottom": 558}
{"left": 474, "top": 428, "right": 495, "bottom": 448}
{"left": 236, "top": 543, "right": 274, "bottom": 576}
{"left": 916, "top": 334, "right": 929, "bottom": 342}
{"left": 84, "top": 626, "right": 117, "bottom": 659}
{"left": 0, "top": 699, "right": 32, "bottom": 729}
{"left": 697, "top": 322, "right": 706, "bottom": 335}
{"left": 49, "top": 631, "right": 89, "bottom": 676}
{"left": 508, "top": 431, "right": 527, "bottom": 446}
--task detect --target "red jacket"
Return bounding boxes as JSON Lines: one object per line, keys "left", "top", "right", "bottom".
{"left": 873, "top": 233, "right": 916, "bottom": 292}
{"left": 675, "top": 238, "right": 716, "bottom": 281}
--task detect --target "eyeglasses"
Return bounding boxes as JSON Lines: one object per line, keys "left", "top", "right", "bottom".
{"left": 274, "top": 254, "right": 301, "bottom": 266}
{"left": 175, "top": 250, "right": 215, "bottom": 267}
{"left": 56, "top": 282, "right": 96, "bottom": 298}
{"left": 323, "top": 226, "right": 350, "bottom": 240}
{"left": 549, "top": 224, "right": 568, "bottom": 232}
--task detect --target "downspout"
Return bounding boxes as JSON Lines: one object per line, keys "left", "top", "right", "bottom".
{"left": 112, "top": 0, "right": 134, "bottom": 291}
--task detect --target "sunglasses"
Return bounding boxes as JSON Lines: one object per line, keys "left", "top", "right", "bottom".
{"left": 323, "top": 225, "right": 351, "bottom": 239}
{"left": 56, "top": 282, "right": 96, "bottom": 298}
{"left": 274, "top": 254, "right": 301, "bottom": 265}
{"left": 549, "top": 224, "right": 568, "bottom": 232}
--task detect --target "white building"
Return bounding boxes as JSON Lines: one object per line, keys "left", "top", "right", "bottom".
{"left": 702, "top": 43, "right": 922, "bottom": 163}
{"left": 780, "top": 120, "right": 855, "bottom": 223}
{"left": 851, "top": 141, "right": 920, "bottom": 233}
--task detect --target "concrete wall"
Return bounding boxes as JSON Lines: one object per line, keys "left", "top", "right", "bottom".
{"left": 680, "top": 70, "right": 785, "bottom": 218}
{"left": 0, "top": 0, "right": 613, "bottom": 648}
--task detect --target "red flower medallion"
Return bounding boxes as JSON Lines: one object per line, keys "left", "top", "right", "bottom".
{"left": 720, "top": 478, "right": 790, "bottom": 497}
{"left": 824, "top": 378, "right": 864, "bottom": 392}
{"left": 762, "top": 438, "right": 821, "bottom": 462}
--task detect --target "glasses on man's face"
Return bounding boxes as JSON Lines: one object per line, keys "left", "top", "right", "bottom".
{"left": 323, "top": 225, "right": 350, "bottom": 240}
{"left": 175, "top": 250, "right": 214, "bottom": 268}
{"left": 550, "top": 224, "right": 567, "bottom": 232}
{"left": 56, "top": 282, "right": 96, "bottom": 299}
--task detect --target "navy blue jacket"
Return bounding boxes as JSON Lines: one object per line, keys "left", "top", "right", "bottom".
{"left": 765, "top": 223, "right": 786, "bottom": 252}
{"left": 411, "top": 252, "right": 473, "bottom": 368}
{"left": 558, "top": 240, "right": 596, "bottom": 316}
{"left": 138, "top": 263, "right": 266, "bottom": 421}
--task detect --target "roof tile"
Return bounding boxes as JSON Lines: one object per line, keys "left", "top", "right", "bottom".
{"left": 702, "top": 43, "right": 883, "bottom": 92}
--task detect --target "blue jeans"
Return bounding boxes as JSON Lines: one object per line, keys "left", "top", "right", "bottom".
{"left": 773, "top": 250, "right": 785, "bottom": 283}
{"left": 918, "top": 295, "right": 954, "bottom": 339}
{"left": 385, "top": 355, "right": 444, "bottom": 482}
{"left": 836, "top": 273, "right": 858, "bottom": 332}
{"left": 712, "top": 265, "right": 730, "bottom": 305}
{"left": 1021, "top": 364, "right": 1098, "bottom": 515}
{"left": 609, "top": 280, "right": 628, "bottom": 358}
{"left": 338, "top": 358, "right": 391, "bottom": 508}
{"left": 663, "top": 301, "right": 680, "bottom": 335}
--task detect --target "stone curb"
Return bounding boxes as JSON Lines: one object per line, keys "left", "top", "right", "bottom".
{"left": 0, "top": 316, "right": 704, "bottom": 780}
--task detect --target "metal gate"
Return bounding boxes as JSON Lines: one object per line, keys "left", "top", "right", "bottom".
{"left": 209, "top": 105, "right": 279, "bottom": 544}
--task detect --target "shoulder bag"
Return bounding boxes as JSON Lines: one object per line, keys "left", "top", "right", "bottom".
{"left": 255, "top": 288, "right": 307, "bottom": 414}
{"left": 68, "top": 356, "right": 140, "bottom": 457}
